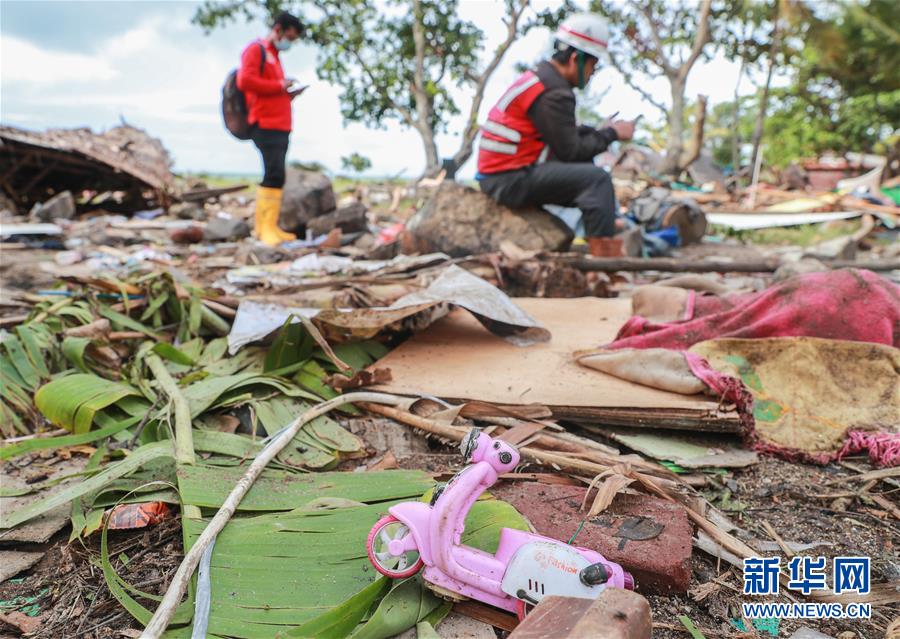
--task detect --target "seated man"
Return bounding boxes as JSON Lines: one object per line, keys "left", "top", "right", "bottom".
{"left": 476, "top": 13, "right": 635, "bottom": 257}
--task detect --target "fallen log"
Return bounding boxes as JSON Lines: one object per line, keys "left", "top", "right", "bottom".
{"left": 560, "top": 256, "right": 900, "bottom": 273}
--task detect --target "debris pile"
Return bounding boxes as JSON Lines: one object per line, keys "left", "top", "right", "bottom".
{"left": 1, "top": 133, "right": 899, "bottom": 639}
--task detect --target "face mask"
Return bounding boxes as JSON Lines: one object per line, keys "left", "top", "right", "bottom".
{"left": 275, "top": 38, "right": 292, "bottom": 51}
{"left": 576, "top": 50, "right": 587, "bottom": 89}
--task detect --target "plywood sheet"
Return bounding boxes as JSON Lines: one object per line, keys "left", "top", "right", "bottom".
{"left": 374, "top": 298, "right": 738, "bottom": 430}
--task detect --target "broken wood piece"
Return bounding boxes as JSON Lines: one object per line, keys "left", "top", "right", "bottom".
{"left": 372, "top": 299, "right": 740, "bottom": 433}
{"left": 453, "top": 601, "right": 518, "bottom": 632}
{"left": 507, "top": 590, "right": 651, "bottom": 639}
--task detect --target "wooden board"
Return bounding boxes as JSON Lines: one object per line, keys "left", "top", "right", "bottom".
{"left": 373, "top": 298, "right": 739, "bottom": 432}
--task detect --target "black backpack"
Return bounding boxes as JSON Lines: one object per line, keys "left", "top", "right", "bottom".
{"left": 222, "top": 42, "right": 266, "bottom": 140}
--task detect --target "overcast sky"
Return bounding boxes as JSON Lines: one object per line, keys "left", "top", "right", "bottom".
{"left": 1, "top": 0, "right": 763, "bottom": 179}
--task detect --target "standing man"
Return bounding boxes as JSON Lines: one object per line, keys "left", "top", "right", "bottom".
{"left": 476, "top": 13, "right": 636, "bottom": 257}
{"left": 238, "top": 11, "right": 305, "bottom": 245}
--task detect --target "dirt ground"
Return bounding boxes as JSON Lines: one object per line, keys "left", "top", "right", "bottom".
{"left": 2, "top": 442, "right": 896, "bottom": 638}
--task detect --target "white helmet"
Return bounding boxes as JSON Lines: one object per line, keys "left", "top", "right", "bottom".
{"left": 554, "top": 13, "right": 610, "bottom": 61}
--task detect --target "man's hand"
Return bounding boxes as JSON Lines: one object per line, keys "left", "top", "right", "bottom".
{"left": 282, "top": 78, "right": 297, "bottom": 91}
{"left": 608, "top": 119, "right": 636, "bottom": 141}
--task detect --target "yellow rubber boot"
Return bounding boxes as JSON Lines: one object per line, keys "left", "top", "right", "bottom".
{"left": 254, "top": 186, "right": 296, "bottom": 245}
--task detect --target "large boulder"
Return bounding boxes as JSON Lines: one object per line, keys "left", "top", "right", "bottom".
{"left": 279, "top": 169, "right": 336, "bottom": 234}
{"left": 403, "top": 182, "right": 573, "bottom": 257}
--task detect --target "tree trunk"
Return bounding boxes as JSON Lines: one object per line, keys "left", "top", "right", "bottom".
{"left": 417, "top": 124, "right": 441, "bottom": 176}
{"left": 680, "top": 94, "right": 707, "bottom": 169}
{"left": 731, "top": 58, "right": 746, "bottom": 180}
{"left": 662, "top": 78, "right": 686, "bottom": 175}
{"left": 411, "top": 0, "right": 440, "bottom": 177}
{"left": 750, "top": 9, "right": 782, "bottom": 175}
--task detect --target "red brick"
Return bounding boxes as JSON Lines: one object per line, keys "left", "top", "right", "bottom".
{"left": 491, "top": 482, "right": 692, "bottom": 594}
{"left": 508, "top": 590, "right": 652, "bottom": 639}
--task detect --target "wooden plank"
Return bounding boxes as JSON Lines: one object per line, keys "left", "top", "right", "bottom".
{"left": 509, "top": 592, "right": 652, "bottom": 639}
{"left": 373, "top": 298, "right": 739, "bottom": 431}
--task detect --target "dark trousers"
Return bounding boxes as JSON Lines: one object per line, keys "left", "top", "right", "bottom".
{"left": 250, "top": 126, "right": 290, "bottom": 188}
{"left": 478, "top": 162, "right": 616, "bottom": 237}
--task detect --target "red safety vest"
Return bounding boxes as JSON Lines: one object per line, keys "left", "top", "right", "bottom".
{"left": 477, "top": 71, "right": 549, "bottom": 174}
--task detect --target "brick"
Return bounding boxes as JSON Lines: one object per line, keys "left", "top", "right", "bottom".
{"left": 491, "top": 482, "right": 692, "bottom": 594}
{"left": 508, "top": 590, "right": 652, "bottom": 639}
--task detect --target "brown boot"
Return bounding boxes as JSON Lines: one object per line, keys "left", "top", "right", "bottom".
{"left": 587, "top": 237, "right": 624, "bottom": 257}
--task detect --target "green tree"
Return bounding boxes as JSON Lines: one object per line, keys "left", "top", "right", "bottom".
{"left": 750, "top": 0, "right": 900, "bottom": 168}
{"left": 340, "top": 152, "right": 373, "bottom": 175}
{"left": 195, "top": 0, "right": 569, "bottom": 176}
{"left": 591, "top": 0, "right": 738, "bottom": 175}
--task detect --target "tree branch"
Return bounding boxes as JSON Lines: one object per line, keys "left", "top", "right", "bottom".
{"left": 679, "top": 0, "right": 713, "bottom": 80}
{"left": 634, "top": 1, "right": 675, "bottom": 76}
{"left": 606, "top": 51, "right": 668, "bottom": 115}
{"left": 318, "top": 3, "right": 418, "bottom": 129}
{"left": 452, "top": 0, "right": 530, "bottom": 167}
{"left": 679, "top": 94, "right": 707, "bottom": 169}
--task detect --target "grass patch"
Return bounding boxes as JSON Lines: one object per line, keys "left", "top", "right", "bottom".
{"left": 709, "top": 219, "right": 861, "bottom": 247}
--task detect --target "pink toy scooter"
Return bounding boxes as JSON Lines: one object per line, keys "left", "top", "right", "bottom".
{"left": 366, "top": 428, "right": 634, "bottom": 619}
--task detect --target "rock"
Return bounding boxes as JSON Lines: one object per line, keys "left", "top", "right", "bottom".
{"left": 508, "top": 590, "right": 652, "bottom": 639}
{"left": 280, "top": 169, "right": 337, "bottom": 233}
{"left": 170, "top": 202, "right": 206, "bottom": 220}
{"left": 307, "top": 202, "right": 368, "bottom": 237}
{"left": 395, "top": 612, "right": 496, "bottom": 639}
{"left": 403, "top": 182, "right": 573, "bottom": 257}
{"left": 492, "top": 482, "right": 693, "bottom": 594}
{"left": 805, "top": 235, "right": 857, "bottom": 261}
{"left": 29, "top": 190, "right": 75, "bottom": 221}
{"left": 169, "top": 225, "right": 204, "bottom": 244}
{"left": 203, "top": 216, "right": 250, "bottom": 242}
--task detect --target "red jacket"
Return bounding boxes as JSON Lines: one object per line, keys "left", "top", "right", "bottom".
{"left": 237, "top": 39, "right": 291, "bottom": 132}
{"left": 477, "top": 71, "right": 548, "bottom": 174}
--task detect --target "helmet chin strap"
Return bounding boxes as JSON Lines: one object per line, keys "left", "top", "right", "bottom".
{"left": 576, "top": 50, "right": 587, "bottom": 89}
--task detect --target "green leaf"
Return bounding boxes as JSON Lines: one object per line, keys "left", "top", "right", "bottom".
{"left": 1, "top": 441, "right": 174, "bottom": 529}
{"left": 189, "top": 297, "right": 203, "bottom": 335}
{"left": 265, "top": 319, "right": 315, "bottom": 373}
{"left": 62, "top": 336, "right": 92, "bottom": 372}
{"left": 140, "top": 291, "right": 170, "bottom": 321}
{"left": 350, "top": 577, "right": 442, "bottom": 639}
{"left": 98, "top": 307, "right": 161, "bottom": 339}
{"left": 1, "top": 333, "right": 40, "bottom": 390}
{"left": 152, "top": 342, "right": 195, "bottom": 366}
{"left": 70, "top": 446, "right": 107, "bottom": 541}
{"left": 286, "top": 577, "right": 390, "bottom": 638}
{"left": 0, "top": 414, "right": 140, "bottom": 460}
{"left": 415, "top": 621, "right": 441, "bottom": 639}
{"left": 35, "top": 374, "right": 141, "bottom": 434}
{"left": 178, "top": 465, "right": 432, "bottom": 511}
{"left": 14, "top": 324, "right": 50, "bottom": 378}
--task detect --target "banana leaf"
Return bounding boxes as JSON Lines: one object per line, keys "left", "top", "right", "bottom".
{"left": 0, "top": 414, "right": 141, "bottom": 460}
{"left": 178, "top": 465, "right": 432, "bottom": 511}
{"left": 181, "top": 373, "right": 320, "bottom": 418}
{"left": 34, "top": 374, "right": 144, "bottom": 433}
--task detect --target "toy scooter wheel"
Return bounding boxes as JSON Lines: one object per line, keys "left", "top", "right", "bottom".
{"left": 515, "top": 599, "right": 534, "bottom": 621}
{"left": 367, "top": 515, "right": 423, "bottom": 579}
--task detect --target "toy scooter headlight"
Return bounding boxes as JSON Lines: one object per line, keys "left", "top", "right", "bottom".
{"left": 460, "top": 428, "right": 481, "bottom": 462}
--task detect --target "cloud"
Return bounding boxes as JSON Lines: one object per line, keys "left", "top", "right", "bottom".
{"left": 1, "top": 35, "right": 117, "bottom": 85}
{"left": 1, "top": 0, "right": 752, "bottom": 179}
